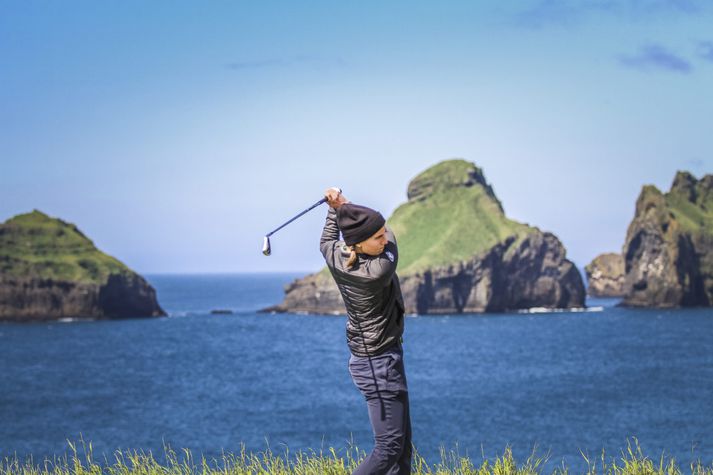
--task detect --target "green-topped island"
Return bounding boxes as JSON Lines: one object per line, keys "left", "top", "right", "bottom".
{"left": 0, "top": 210, "right": 165, "bottom": 322}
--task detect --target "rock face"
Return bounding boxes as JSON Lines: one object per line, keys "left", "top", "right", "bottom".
{"left": 399, "top": 232, "right": 584, "bottom": 313}
{"left": 585, "top": 253, "right": 626, "bottom": 297}
{"left": 621, "top": 171, "right": 713, "bottom": 307}
{"left": 0, "top": 210, "right": 166, "bottom": 321}
{"left": 267, "top": 159, "right": 585, "bottom": 314}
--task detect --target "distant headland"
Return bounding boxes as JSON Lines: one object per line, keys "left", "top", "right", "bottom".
{"left": 587, "top": 171, "right": 713, "bottom": 308}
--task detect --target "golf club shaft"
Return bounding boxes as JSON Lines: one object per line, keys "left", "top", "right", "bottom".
{"left": 266, "top": 197, "right": 327, "bottom": 237}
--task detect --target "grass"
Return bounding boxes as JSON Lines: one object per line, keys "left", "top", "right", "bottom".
{"left": 387, "top": 160, "right": 533, "bottom": 275}
{"left": 2, "top": 438, "right": 712, "bottom": 475}
{"left": 635, "top": 175, "right": 713, "bottom": 237}
{"left": 666, "top": 193, "right": 713, "bottom": 235}
{"left": 388, "top": 187, "right": 532, "bottom": 274}
{"left": 0, "top": 210, "right": 130, "bottom": 283}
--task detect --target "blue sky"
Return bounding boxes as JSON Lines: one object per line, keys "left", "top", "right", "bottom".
{"left": 2, "top": 1, "right": 712, "bottom": 273}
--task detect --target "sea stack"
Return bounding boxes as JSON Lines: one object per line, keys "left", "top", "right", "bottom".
{"left": 621, "top": 171, "right": 713, "bottom": 307}
{"left": 267, "top": 159, "right": 585, "bottom": 314}
{"left": 0, "top": 210, "right": 166, "bottom": 321}
{"left": 585, "top": 253, "right": 626, "bottom": 297}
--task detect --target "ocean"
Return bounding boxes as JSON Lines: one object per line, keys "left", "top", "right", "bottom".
{"left": 1, "top": 273, "right": 712, "bottom": 471}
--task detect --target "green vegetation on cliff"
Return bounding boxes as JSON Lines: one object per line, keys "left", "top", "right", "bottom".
{"left": 635, "top": 172, "right": 713, "bottom": 236}
{"left": 664, "top": 172, "right": 713, "bottom": 234}
{"left": 387, "top": 159, "right": 533, "bottom": 274}
{"left": 0, "top": 210, "right": 130, "bottom": 283}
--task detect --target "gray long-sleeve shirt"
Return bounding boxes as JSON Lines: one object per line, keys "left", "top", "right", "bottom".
{"left": 320, "top": 207, "right": 405, "bottom": 357}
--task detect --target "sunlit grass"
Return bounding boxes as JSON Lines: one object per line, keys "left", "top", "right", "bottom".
{"left": 2, "top": 438, "right": 712, "bottom": 475}
{"left": 0, "top": 210, "right": 130, "bottom": 282}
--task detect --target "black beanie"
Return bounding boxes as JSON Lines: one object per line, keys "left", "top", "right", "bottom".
{"left": 336, "top": 203, "right": 386, "bottom": 246}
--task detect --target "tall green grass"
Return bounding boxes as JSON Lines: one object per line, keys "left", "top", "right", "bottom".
{"left": 2, "top": 438, "right": 711, "bottom": 475}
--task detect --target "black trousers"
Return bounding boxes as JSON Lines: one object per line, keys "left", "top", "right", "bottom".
{"left": 348, "top": 343, "right": 412, "bottom": 475}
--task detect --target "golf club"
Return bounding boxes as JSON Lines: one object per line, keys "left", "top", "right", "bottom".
{"left": 262, "top": 187, "right": 342, "bottom": 256}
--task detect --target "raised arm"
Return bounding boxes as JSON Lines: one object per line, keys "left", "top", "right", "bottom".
{"left": 319, "top": 187, "right": 349, "bottom": 262}
{"left": 320, "top": 207, "right": 340, "bottom": 259}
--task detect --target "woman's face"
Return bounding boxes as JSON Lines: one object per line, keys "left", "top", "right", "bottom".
{"left": 357, "top": 225, "right": 388, "bottom": 256}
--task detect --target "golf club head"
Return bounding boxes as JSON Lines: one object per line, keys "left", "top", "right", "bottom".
{"left": 262, "top": 236, "right": 271, "bottom": 256}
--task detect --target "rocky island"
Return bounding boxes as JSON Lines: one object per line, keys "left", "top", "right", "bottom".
{"left": 0, "top": 210, "right": 165, "bottom": 321}
{"left": 267, "top": 159, "right": 585, "bottom": 315}
{"left": 585, "top": 253, "right": 626, "bottom": 297}
{"left": 621, "top": 171, "right": 713, "bottom": 307}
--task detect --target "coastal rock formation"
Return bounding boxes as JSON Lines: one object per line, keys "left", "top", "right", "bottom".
{"left": 267, "top": 159, "right": 585, "bottom": 314}
{"left": 398, "top": 232, "right": 584, "bottom": 313}
{"left": 585, "top": 253, "right": 626, "bottom": 297}
{"left": 0, "top": 210, "right": 166, "bottom": 321}
{"left": 621, "top": 171, "right": 713, "bottom": 307}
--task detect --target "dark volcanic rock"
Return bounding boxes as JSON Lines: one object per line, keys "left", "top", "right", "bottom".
{"left": 401, "top": 232, "right": 584, "bottom": 313}
{"left": 0, "top": 210, "right": 165, "bottom": 321}
{"left": 266, "top": 159, "right": 585, "bottom": 315}
{"left": 585, "top": 253, "right": 626, "bottom": 297}
{"left": 263, "top": 271, "right": 344, "bottom": 314}
{"left": 621, "top": 171, "right": 713, "bottom": 308}
{"left": 0, "top": 273, "right": 164, "bottom": 321}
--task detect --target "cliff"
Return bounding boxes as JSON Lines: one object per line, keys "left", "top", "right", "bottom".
{"left": 267, "top": 159, "right": 585, "bottom": 314}
{"left": 585, "top": 253, "right": 626, "bottom": 297}
{"left": 621, "top": 171, "right": 713, "bottom": 307}
{"left": 0, "top": 210, "right": 166, "bottom": 321}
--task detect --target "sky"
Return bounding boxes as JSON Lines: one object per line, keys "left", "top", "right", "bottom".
{"left": 2, "top": 0, "right": 712, "bottom": 274}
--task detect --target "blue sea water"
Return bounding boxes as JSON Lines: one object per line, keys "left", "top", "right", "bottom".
{"left": 1, "top": 273, "right": 713, "bottom": 471}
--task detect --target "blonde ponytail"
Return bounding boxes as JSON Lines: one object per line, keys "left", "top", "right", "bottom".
{"left": 346, "top": 245, "right": 359, "bottom": 268}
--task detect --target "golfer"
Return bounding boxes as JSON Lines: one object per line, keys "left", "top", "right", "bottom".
{"left": 321, "top": 187, "right": 411, "bottom": 475}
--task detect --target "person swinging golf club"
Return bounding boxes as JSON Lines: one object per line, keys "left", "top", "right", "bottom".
{"left": 321, "top": 187, "right": 412, "bottom": 475}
